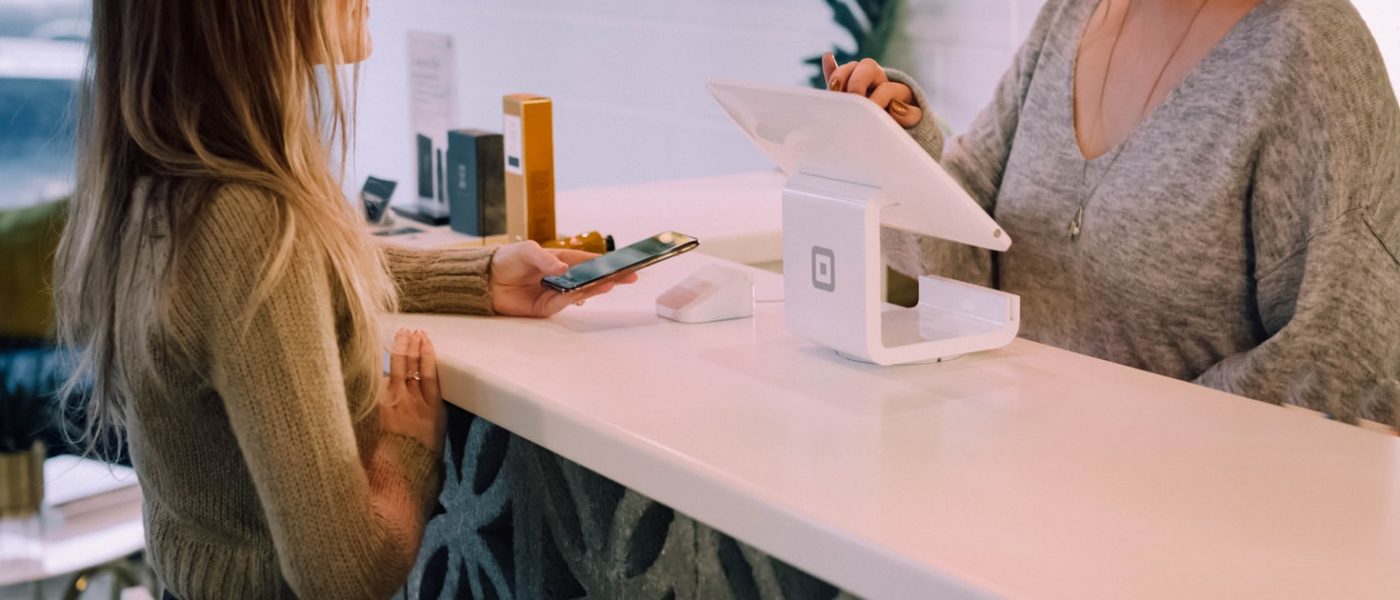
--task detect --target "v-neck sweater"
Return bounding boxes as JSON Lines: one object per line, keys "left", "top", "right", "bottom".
{"left": 885, "top": 0, "right": 1400, "bottom": 425}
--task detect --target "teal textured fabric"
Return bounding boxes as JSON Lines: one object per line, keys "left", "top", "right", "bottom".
{"left": 403, "top": 406, "right": 855, "bottom": 600}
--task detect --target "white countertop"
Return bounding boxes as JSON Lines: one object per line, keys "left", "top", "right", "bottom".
{"left": 384, "top": 171, "right": 786, "bottom": 265}
{"left": 392, "top": 253, "right": 1400, "bottom": 600}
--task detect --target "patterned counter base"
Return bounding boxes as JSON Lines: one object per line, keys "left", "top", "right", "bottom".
{"left": 401, "top": 406, "right": 855, "bottom": 600}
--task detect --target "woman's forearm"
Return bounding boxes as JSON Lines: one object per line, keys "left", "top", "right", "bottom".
{"left": 381, "top": 244, "right": 496, "bottom": 314}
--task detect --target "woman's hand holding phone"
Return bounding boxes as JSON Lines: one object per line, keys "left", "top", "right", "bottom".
{"left": 378, "top": 243, "right": 633, "bottom": 453}
{"left": 822, "top": 53, "right": 923, "bottom": 128}
{"left": 491, "top": 241, "right": 638, "bottom": 317}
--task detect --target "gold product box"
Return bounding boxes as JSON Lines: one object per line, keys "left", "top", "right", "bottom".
{"left": 503, "top": 94, "right": 556, "bottom": 243}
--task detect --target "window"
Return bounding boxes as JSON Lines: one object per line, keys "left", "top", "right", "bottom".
{"left": 0, "top": 0, "right": 88, "bottom": 210}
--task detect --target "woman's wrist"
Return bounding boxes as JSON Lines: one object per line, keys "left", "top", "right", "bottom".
{"left": 383, "top": 246, "right": 496, "bottom": 315}
{"left": 375, "top": 431, "right": 443, "bottom": 492}
{"left": 883, "top": 68, "right": 946, "bottom": 162}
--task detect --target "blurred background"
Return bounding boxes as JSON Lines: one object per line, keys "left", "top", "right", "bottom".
{"left": 1, "top": 0, "right": 1396, "bottom": 211}
{"left": 0, "top": 0, "right": 85, "bottom": 211}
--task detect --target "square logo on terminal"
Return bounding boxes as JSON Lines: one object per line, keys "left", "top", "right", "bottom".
{"left": 811, "top": 246, "right": 836, "bottom": 292}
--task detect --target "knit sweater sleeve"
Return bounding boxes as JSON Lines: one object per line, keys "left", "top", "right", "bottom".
{"left": 880, "top": 0, "right": 1062, "bottom": 286}
{"left": 190, "top": 186, "right": 440, "bottom": 599}
{"left": 382, "top": 245, "right": 496, "bottom": 315}
{"left": 1195, "top": 7, "right": 1400, "bottom": 426}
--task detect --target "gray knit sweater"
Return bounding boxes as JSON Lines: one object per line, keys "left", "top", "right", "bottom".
{"left": 127, "top": 184, "right": 494, "bottom": 598}
{"left": 884, "top": 0, "right": 1400, "bottom": 425}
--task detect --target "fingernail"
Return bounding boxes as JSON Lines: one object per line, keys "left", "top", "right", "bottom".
{"left": 889, "top": 99, "right": 910, "bottom": 117}
{"left": 828, "top": 77, "right": 842, "bottom": 92}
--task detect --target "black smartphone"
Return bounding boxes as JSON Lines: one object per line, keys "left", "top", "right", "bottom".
{"left": 542, "top": 231, "right": 700, "bottom": 294}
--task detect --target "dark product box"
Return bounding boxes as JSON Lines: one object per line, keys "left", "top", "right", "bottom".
{"left": 447, "top": 129, "right": 506, "bottom": 237}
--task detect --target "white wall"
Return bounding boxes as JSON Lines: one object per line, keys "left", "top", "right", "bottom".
{"left": 349, "top": 0, "right": 1398, "bottom": 195}
{"left": 351, "top": 0, "right": 845, "bottom": 194}
{"left": 1355, "top": 0, "right": 1400, "bottom": 92}
{"left": 350, "top": 0, "right": 1033, "bottom": 195}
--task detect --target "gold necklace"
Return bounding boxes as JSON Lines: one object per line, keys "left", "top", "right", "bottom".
{"left": 1070, "top": 0, "right": 1214, "bottom": 242}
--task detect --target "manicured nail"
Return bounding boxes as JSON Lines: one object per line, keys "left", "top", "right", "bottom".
{"left": 828, "top": 77, "right": 843, "bottom": 92}
{"left": 889, "top": 99, "right": 910, "bottom": 117}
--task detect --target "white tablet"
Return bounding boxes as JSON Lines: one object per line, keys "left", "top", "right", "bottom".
{"left": 707, "top": 79, "right": 1010, "bottom": 252}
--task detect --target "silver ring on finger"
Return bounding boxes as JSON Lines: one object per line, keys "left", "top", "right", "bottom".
{"left": 409, "top": 370, "right": 422, "bottom": 382}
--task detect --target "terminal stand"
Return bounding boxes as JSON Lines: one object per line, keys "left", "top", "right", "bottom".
{"left": 782, "top": 174, "right": 1018, "bottom": 365}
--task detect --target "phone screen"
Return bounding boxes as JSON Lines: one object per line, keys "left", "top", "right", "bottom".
{"left": 543, "top": 232, "right": 699, "bottom": 293}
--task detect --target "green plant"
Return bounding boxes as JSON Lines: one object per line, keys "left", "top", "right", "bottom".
{"left": 805, "top": 0, "right": 901, "bottom": 88}
{"left": 0, "top": 365, "right": 54, "bottom": 454}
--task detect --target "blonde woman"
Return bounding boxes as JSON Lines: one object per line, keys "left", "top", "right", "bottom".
{"left": 826, "top": 0, "right": 1400, "bottom": 424}
{"left": 53, "top": 0, "right": 631, "bottom": 597}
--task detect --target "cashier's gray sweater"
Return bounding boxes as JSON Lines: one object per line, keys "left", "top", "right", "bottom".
{"left": 884, "top": 0, "right": 1400, "bottom": 426}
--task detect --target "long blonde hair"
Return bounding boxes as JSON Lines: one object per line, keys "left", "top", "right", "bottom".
{"left": 54, "top": 0, "right": 396, "bottom": 454}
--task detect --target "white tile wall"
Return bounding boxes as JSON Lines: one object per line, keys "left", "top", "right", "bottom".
{"left": 884, "top": 0, "right": 1040, "bottom": 133}
{"left": 348, "top": 0, "right": 1396, "bottom": 195}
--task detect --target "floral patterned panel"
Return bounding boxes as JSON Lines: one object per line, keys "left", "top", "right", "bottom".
{"left": 401, "top": 406, "right": 858, "bottom": 600}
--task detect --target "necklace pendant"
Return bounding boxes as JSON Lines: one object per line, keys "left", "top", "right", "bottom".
{"left": 1069, "top": 206, "right": 1085, "bottom": 242}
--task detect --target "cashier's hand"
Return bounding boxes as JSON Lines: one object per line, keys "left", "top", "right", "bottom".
{"left": 491, "top": 241, "right": 638, "bottom": 317}
{"left": 823, "top": 53, "right": 922, "bottom": 128}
